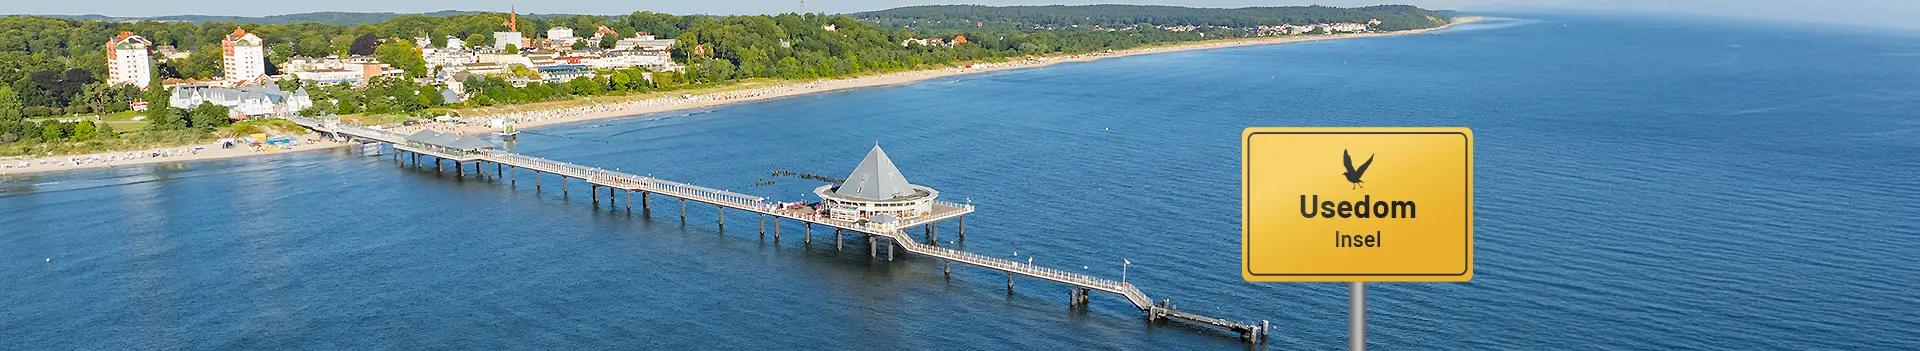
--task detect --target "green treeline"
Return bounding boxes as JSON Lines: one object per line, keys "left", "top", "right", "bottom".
{"left": 855, "top": 5, "right": 1451, "bottom": 31}
{"left": 0, "top": 4, "right": 1449, "bottom": 151}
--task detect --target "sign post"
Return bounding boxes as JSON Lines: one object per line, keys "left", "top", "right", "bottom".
{"left": 1240, "top": 127, "right": 1475, "bottom": 350}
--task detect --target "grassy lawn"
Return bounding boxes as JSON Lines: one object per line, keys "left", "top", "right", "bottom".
{"left": 0, "top": 129, "right": 212, "bottom": 157}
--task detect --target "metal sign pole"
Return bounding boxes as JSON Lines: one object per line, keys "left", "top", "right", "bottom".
{"left": 1350, "top": 282, "right": 1366, "bottom": 351}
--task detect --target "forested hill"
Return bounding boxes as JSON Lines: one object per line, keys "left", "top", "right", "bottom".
{"left": 43, "top": 10, "right": 535, "bottom": 26}
{"left": 855, "top": 4, "right": 1452, "bottom": 31}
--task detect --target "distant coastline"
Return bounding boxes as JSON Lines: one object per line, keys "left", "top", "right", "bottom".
{"left": 0, "top": 16, "right": 1481, "bottom": 176}
{"left": 453, "top": 16, "right": 1483, "bottom": 133}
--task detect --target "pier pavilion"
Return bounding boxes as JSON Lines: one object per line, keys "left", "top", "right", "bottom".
{"left": 813, "top": 145, "right": 940, "bottom": 226}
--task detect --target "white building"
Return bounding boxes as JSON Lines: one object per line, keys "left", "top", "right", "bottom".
{"left": 614, "top": 35, "right": 674, "bottom": 51}
{"left": 547, "top": 26, "right": 575, "bottom": 42}
{"left": 446, "top": 36, "right": 467, "bottom": 49}
{"left": 901, "top": 38, "right": 946, "bottom": 47}
{"left": 423, "top": 47, "right": 478, "bottom": 71}
{"left": 222, "top": 27, "right": 266, "bottom": 84}
{"left": 282, "top": 56, "right": 404, "bottom": 84}
{"left": 494, "top": 31, "right": 525, "bottom": 51}
{"left": 170, "top": 84, "right": 312, "bottom": 117}
{"left": 588, "top": 50, "right": 677, "bottom": 71}
{"left": 105, "top": 32, "right": 153, "bottom": 88}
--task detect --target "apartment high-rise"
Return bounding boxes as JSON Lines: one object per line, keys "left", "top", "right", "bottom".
{"left": 105, "top": 32, "right": 154, "bottom": 87}
{"left": 222, "top": 27, "right": 266, "bottom": 83}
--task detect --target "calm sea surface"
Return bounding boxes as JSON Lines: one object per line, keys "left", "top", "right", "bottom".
{"left": 5, "top": 14, "right": 1918, "bottom": 349}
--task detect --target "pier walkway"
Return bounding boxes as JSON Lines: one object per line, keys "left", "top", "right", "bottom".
{"left": 289, "top": 116, "right": 1268, "bottom": 342}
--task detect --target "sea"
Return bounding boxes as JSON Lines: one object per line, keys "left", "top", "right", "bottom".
{"left": 4, "top": 14, "right": 1918, "bottom": 349}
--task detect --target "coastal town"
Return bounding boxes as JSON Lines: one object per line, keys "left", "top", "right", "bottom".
{"left": 0, "top": 9, "right": 1459, "bottom": 174}
{"left": 102, "top": 10, "right": 686, "bottom": 120}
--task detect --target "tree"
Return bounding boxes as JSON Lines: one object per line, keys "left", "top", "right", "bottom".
{"left": 41, "top": 123, "right": 63, "bottom": 141}
{"left": 95, "top": 122, "right": 115, "bottom": 139}
{"left": 177, "top": 45, "right": 225, "bottom": 79}
{"left": 571, "top": 40, "right": 588, "bottom": 51}
{"left": 465, "top": 33, "right": 488, "bottom": 49}
{"left": 775, "top": 57, "right": 805, "bottom": 79}
{"left": 71, "top": 121, "right": 96, "bottom": 141}
{"left": 374, "top": 40, "right": 428, "bottom": 78}
{"left": 349, "top": 33, "right": 380, "bottom": 56}
{"left": 0, "top": 87, "right": 21, "bottom": 122}
{"left": 599, "top": 35, "right": 617, "bottom": 49}
{"left": 188, "top": 101, "right": 231, "bottom": 130}
{"left": 569, "top": 76, "right": 602, "bottom": 95}
{"left": 298, "top": 35, "right": 332, "bottom": 58}
{"left": 503, "top": 43, "right": 518, "bottom": 53}
{"left": 144, "top": 78, "right": 184, "bottom": 130}
{"left": 697, "top": 59, "right": 736, "bottom": 81}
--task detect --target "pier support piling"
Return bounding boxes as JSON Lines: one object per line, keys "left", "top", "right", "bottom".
{"left": 680, "top": 199, "right": 686, "bottom": 221}
{"left": 959, "top": 216, "right": 966, "bottom": 241}
{"left": 805, "top": 223, "right": 811, "bottom": 243}
{"left": 626, "top": 191, "right": 633, "bottom": 214}
{"left": 717, "top": 204, "right": 724, "bottom": 229}
{"left": 868, "top": 236, "right": 877, "bottom": 258}
{"left": 642, "top": 192, "right": 650, "bottom": 212}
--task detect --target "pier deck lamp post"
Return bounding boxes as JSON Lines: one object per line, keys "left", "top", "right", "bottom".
{"left": 1123, "top": 259, "right": 1131, "bottom": 284}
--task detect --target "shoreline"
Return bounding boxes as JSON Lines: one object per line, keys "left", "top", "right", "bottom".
{"left": 1, "top": 17, "right": 1480, "bottom": 177}
{"left": 459, "top": 16, "right": 1482, "bottom": 134}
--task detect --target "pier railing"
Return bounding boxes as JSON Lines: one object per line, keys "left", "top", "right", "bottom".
{"left": 479, "top": 151, "right": 768, "bottom": 207}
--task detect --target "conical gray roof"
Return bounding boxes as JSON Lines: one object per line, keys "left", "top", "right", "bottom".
{"left": 834, "top": 145, "right": 915, "bottom": 201}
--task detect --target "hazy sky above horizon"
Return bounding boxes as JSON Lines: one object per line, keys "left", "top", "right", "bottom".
{"left": 10, "top": 0, "right": 1916, "bottom": 30}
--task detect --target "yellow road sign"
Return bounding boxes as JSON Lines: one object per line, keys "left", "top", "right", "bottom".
{"left": 1241, "top": 128, "right": 1474, "bottom": 282}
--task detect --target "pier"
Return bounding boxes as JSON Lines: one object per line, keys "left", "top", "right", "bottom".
{"left": 289, "top": 116, "right": 1269, "bottom": 342}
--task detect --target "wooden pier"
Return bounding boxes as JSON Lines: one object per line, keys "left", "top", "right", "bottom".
{"left": 289, "top": 117, "right": 1269, "bottom": 342}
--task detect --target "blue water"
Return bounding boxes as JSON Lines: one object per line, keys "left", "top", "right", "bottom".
{"left": 5, "top": 14, "right": 1919, "bottom": 349}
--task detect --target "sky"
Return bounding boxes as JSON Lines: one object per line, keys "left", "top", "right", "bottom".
{"left": 10, "top": 0, "right": 1916, "bottom": 30}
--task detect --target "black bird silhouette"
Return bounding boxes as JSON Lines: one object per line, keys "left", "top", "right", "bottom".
{"left": 1343, "top": 149, "right": 1374, "bottom": 189}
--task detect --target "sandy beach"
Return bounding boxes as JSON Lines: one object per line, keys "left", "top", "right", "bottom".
{"left": 1, "top": 17, "right": 1479, "bottom": 177}
{"left": 0, "top": 137, "right": 347, "bottom": 176}
{"left": 460, "top": 16, "right": 1482, "bottom": 134}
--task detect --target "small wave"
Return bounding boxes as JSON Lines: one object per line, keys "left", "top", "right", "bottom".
{"left": 1730, "top": 107, "right": 1779, "bottom": 115}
